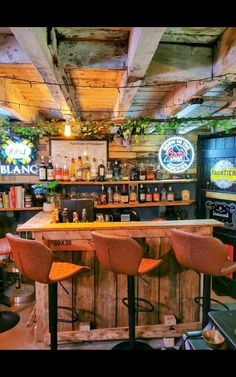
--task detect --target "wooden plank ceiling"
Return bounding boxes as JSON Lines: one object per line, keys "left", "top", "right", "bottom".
{"left": 0, "top": 26, "right": 236, "bottom": 132}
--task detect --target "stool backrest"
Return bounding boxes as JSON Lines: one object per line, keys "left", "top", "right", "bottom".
{"left": 6, "top": 233, "right": 53, "bottom": 284}
{"left": 91, "top": 231, "right": 142, "bottom": 276}
{"left": 170, "top": 229, "right": 229, "bottom": 276}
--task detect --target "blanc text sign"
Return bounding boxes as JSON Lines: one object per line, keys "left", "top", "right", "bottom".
{"left": 0, "top": 137, "right": 38, "bottom": 175}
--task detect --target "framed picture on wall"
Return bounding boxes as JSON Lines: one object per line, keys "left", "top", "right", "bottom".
{"left": 49, "top": 138, "right": 108, "bottom": 166}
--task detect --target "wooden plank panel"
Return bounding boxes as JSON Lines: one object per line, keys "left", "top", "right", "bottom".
{"left": 116, "top": 274, "right": 128, "bottom": 327}
{"left": 158, "top": 237, "right": 180, "bottom": 323}
{"left": 179, "top": 268, "right": 200, "bottom": 323}
{"left": 45, "top": 322, "right": 202, "bottom": 344}
{"left": 73, "top": 250, "right": 95, "bottom": 330}
{"left": 137, "top": 238, "right": 161, "bottom": 325}
{"left": 56, "top": 251, "right": 73, "bottom": 332}
{"left": 94, "top": 259, "right": 117, "bottom": 328}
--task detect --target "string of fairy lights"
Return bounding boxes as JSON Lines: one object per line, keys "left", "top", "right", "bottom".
{"left": 0, "top": 71, "right": 236, "bottom": 120}
{"left": 1, "top": 71, "right": 235, "bottom": 89}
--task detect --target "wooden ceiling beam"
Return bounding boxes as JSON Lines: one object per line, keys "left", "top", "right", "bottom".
{"left": 154, "top": 28, "right": 236, "bottom": 119}
{"left": 153, "top": 81, "right": 210, "bottom": 119}
{"left": 113, "top": 27, "right": 165, "bottom": 119}
{"left": 11, "top": 27, "right": 79, "bottom": 119}
{"left": 213, "top": 27, "right": 236, "bottom": 76}
{"left": 0, "top": 35, "right": 31, "bottom": 64}
{"left": 0, "top": 78, "right": 42, "bottom": 121}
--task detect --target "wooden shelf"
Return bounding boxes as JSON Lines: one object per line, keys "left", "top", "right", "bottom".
{"left": 94, "top": 200, "right": 195, "bottom": 209}
{"left": 0, "top": 179, "right": 197, "bottom": 185}
{"left": 0, "top": 207, "right": 43, "bottom": 211}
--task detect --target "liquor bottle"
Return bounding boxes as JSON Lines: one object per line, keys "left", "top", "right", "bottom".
{"left": 46, "top": 156, "right": 54, "bottom": 181}
{"left": 120, "top": 184, "right": 129, "bottom": 204}
{"left": 54, "top": 153, "right": 62, "bottom": 181}
{"left": 130, "top": 164, "right": 139, "bottom": 181}
{"left": 62, "top": 208, "right": 69, "bottom": 223}
{"left": 38, "top": 156, "right": 47, "bottom": 181}
{"left": 105, "top": 161, "right": 113, "bottom": 181}
{"left": 153, "top": 187, "right": 160, "bottom": 202}
{"left": 113, "top": 160, "right": 121, "bottom": 181}
{"left": 98, "top": 159, "right": 105, "bottom": 182}
{"left": 145, "top": 187, "right": 153, "bottom": 202}
{"left": 139, "top": 163, "right": 146, "bottom": 181}
{"left": 129, "top": 186, "right": 138, "bottom": 203}
{"left": 107, "top": 186, "right": 113, "bottom": 204}
{"left": 100, "top": 185, "right": 107, "bottom": 204}
{"left": 139, "top": 184, "right": 146, "bottom": 203}
{"left": 72, "top": 211, "right": 79, "bottom": 223}
{"left": 167, "top": 186, "right": 174, "bottom": 201}
{"left": 90, "top": 157, "right": 97, "bottom": 181}
{"left": 113, "top": 185, "right": 121, "bottom": 204}
{"left": 81, "top": 208, "right": 88, "bottom": 222}
{"left": 156, "top": 164, "right": 163, "bottom": 180}
{"left": 70, "top": 157, "right": 76, "bottom": 181}
{"left": 146, "top": 162, "right": 155, "bottom": 180}
{"left": 121, "top": 162, "right": 130, "bottom": 181}
{"left": 83, "top": 155, "right": 91, "bottom": 181}
{"left": 161, "top": 187, "right": 167, "bottom": 201}
{"left": 62, "top": 156, "right": 70, "bottom": 181}
{"left": 76, "top": 156, "right": 83, "bottom": 181}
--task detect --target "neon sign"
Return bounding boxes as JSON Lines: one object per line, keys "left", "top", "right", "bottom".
{"left": 159, "top": 137, "right": 194, "bottom": 173}
{"left": 0, "top": 137, "right": 38, "bottom": 175}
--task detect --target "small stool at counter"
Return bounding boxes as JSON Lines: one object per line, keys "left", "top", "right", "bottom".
{"left": 6, "top": 233, "right": 90, "bottom": 350}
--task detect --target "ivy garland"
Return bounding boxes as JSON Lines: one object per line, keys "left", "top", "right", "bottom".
{"left": 0, "top": 114, "right": 235, "bottom": 145}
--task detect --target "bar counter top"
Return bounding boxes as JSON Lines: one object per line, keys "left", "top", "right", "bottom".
{"left": 17, "top": 210, "right": 224, "bottom": 232}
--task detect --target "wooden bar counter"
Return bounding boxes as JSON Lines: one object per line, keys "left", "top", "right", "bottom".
{"left": 17, "top": 213, "right": 223, "bottom": 345}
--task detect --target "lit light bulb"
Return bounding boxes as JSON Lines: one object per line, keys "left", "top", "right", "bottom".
{"left": 64, "top": 124, "right": 71, "bottom": 137}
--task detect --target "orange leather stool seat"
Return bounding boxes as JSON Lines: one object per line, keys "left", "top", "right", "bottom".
{"left": 0, "top": 237, "right": 20, "bottom": 333}
{"left": 92, "top": 231, "right": 162, "bottom": 349}
{"left": 171, "top": 229, "right": 236, "bottom": 327}
{"left": 6, "top": 233, "right": 90, "bottom": 350}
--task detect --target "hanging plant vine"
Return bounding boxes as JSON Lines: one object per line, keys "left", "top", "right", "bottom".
{"left": 0, "top": 114, "right": 235, "bottom": 145}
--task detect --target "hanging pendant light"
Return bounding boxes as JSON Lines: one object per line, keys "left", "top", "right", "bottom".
{"left": 64, "top": 115, "right": 72, "bottom": 137}
{"left": 64, "top": 123, "right": 71, "bottom": 137}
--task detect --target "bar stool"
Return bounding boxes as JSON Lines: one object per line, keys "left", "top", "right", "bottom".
{"left": 0, "top": 237, "right": 20, "bottom": 333}
{"left": 6, "top": 233, "right": 90, "bottom": 350}
{"left": 170, "top": 229, "right": 236, "bottom": 328}
{"left": 91, "top": 231, "right": 162, "bottom": 350}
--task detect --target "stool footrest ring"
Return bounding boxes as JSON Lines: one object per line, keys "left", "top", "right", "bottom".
{"left": 122, "top": 297, "right": 154, "bottom": 313}
{"left": 58, "top": 306, "right": 79, "bottom": 323}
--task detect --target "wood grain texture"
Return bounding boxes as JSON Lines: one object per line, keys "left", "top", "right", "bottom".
{"left": 19, "top": 212, "right": 223, "bottom": 343}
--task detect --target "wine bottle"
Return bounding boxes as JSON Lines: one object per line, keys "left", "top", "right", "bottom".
{"left": 38, "top": 156, "right": 47, "bottom": 181}
{"left": 120, "top": 184, "right": 129, "bottom": 204}
{"left": 139, "top": 184, "right": 146, "bottom": 203}
{"left": 98, "top": 160, "right": 105, "bottom": 182}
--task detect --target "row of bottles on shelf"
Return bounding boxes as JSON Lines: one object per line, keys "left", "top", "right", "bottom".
{"left": 95, "top": 184, "right": 177, "bottom": 205}
{"left": 38, "top": 154, "right": 164, "bottom": 182}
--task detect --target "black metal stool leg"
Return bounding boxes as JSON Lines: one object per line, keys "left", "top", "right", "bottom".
{"left": 128, "top": 275, "right": 135, "bottom": 349}
{"left": 113, "top": 276, "right": 152, "bottom": 350}
{"left": 202, "top": 275, "right": 211, "bottom": 328}
{"left": 49, "top": 283, "right": 58, "bottom": 350}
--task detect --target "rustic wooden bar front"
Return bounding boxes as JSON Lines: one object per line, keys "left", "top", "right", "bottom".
{"left": 17, "top": 213, "right": 223, "bottom": 345}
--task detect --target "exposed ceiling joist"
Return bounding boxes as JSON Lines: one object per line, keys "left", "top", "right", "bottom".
{"left": 153, "top": 81, "right": 209, "bottom": 119}
{"left": 0, "top": 35, "right": 31, "bottom": 64}
{"left": 0, "top": 77, "right": 42, "bottom": 121}
{"left": 114, "top": 27, "right": 165, "bottom": 119}
{"left": 11, "top": 27, "right": 79, "bottom": 119}
{"left": 213, "top": 27, "right": 236, "bottom": 76}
